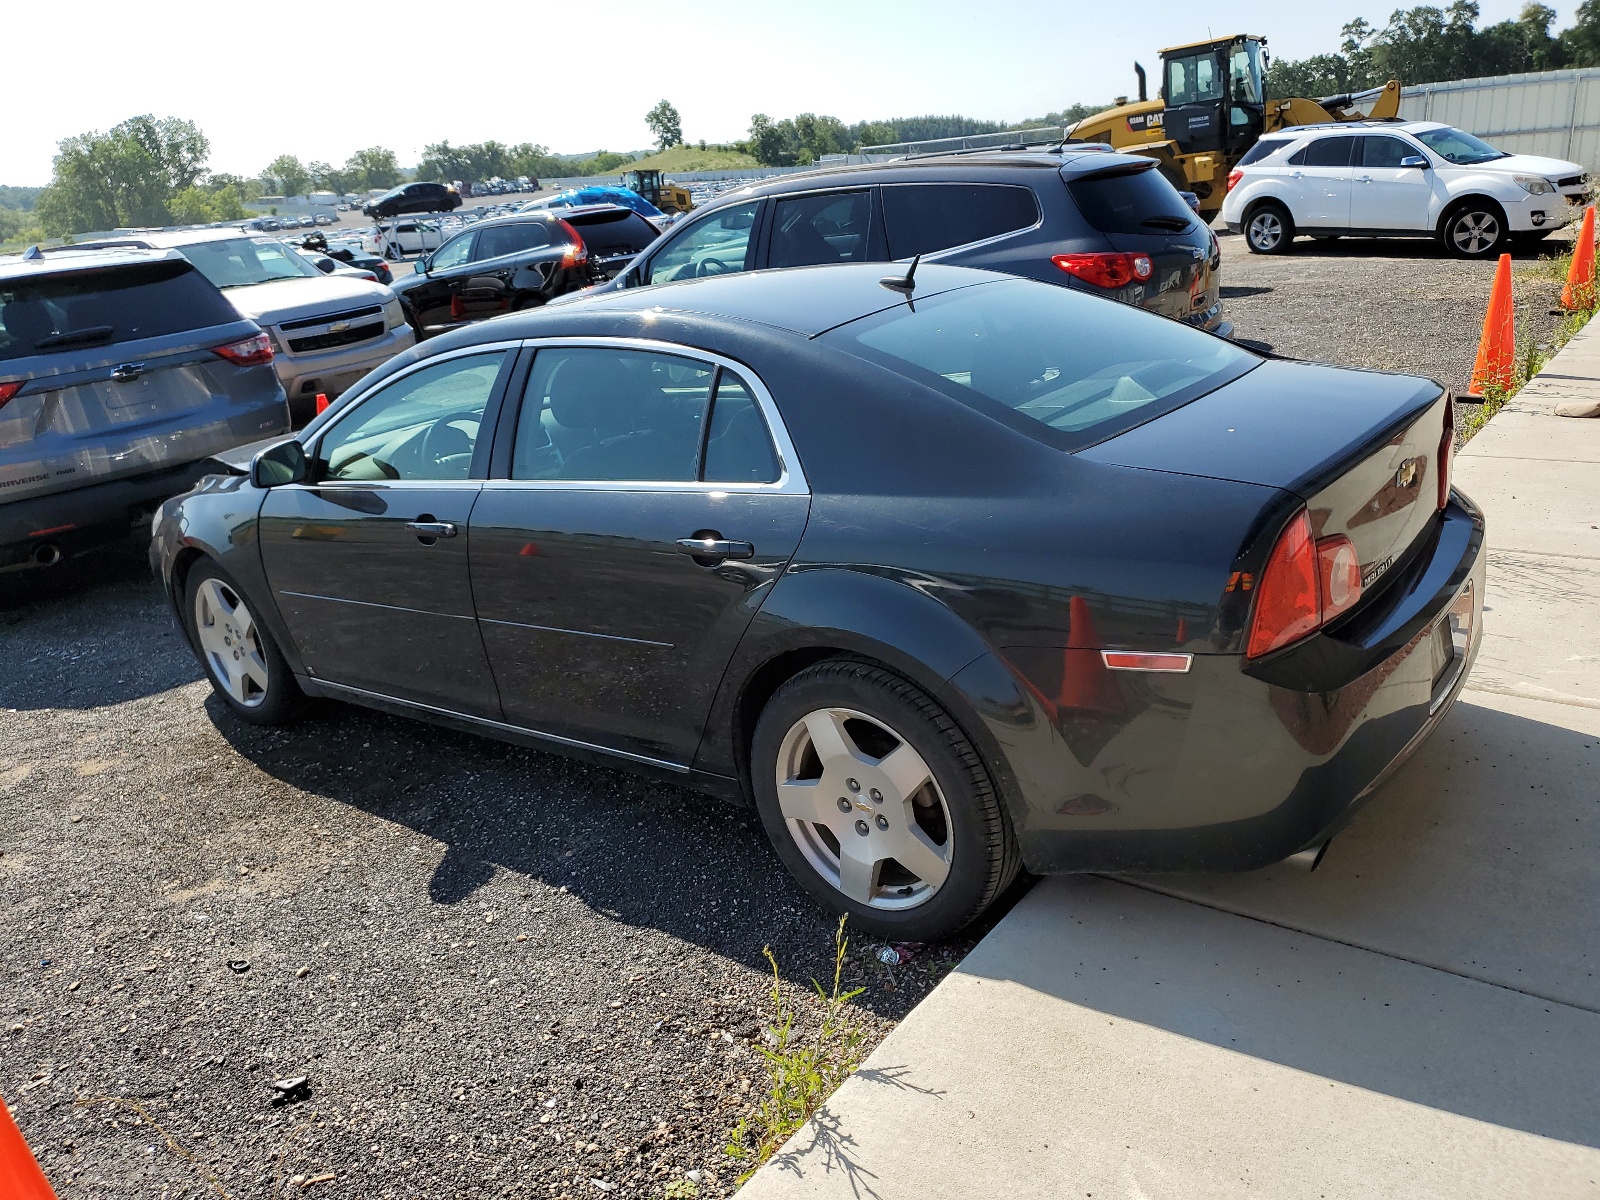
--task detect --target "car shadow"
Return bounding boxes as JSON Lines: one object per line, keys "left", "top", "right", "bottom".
{"left": 0, "top": 539, "right": 202, "bottom": 711}
{"left": 204, "top": 692, "right": 1031, "bottom": 1020}
{"left": 1277, "top": 234, "right": 1567, "bottom": 262}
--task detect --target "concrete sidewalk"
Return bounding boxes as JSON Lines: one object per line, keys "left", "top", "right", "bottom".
{"left": 738, "top": 328, "right": 1600, "bottom": 1197}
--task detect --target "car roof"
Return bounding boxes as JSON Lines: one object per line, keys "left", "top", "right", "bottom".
{"left": 1269, "top": 120, "right": 1444, "bottom": 137}
{"left": 0, "top": 244, "right": 191, "bottom": 284}
{"left": 527, "top": 261, "right": 1001, "bottom": 339}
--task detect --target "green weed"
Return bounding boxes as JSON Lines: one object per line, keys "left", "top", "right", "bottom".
{"left": 725, "top": 916, "right": 867, "bottom": 1184}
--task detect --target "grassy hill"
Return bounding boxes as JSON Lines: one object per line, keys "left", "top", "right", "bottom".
{"left": 580, "top": 145, "right": 758, "bottom": 178}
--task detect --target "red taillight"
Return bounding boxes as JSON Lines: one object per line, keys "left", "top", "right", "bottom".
{"left": 0, "top": 380, "right": 22, "bottom": 409}
{"left": 1246, "top": 511, "right": 1367, "bottom": 658}
{"left": 558, "top": 219, "right": 588, "bottom": 269}
{"left": 213, "top": 332, "right": 274, "bottom": 366}
{"left": 1052, "top": 252, "right": 1152, "bottom": 289}
{"left": 1247, "top": 510, "right": 1321, "bottom": 658}
{"left": 1227, "top": 169, "right": 1243, "bottom": 192}
{"left": 1438, "top": 393, "right": 1455, "bottom": 510}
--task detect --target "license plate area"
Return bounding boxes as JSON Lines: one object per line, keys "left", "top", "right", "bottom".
{"left": 1428, "top": 580, "right": 1476, "bottom": 714}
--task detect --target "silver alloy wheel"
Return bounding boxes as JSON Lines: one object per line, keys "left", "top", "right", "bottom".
{"left": 1248, "top": 210, "right": 1284, "bottom": 251}
{"left": 193, "top": 577, "right": 270, "bottom": 708}
{"left": 774, "top": 707, "right": 954, "bottom": 910}
{"left": 1451, "top": 210, "right": 1500, "bottom": 254}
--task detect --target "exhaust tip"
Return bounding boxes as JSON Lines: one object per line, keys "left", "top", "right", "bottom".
{"left": 1285, "top": 841, "right": 1329, "bottom": 872}
{"left": 32, "top": 543, "right": 62, "bottom": 567}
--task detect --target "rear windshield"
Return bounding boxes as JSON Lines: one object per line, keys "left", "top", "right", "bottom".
{"left": 175, "top": 236, "right": 322, "bottom": 289}
{"left": 1066, "top": 166, "right": 1195, "bottom": 235}
{"left": 822, "top": 278, "right": 1256, "bottom": 450}
{"left": 566, "top": 210, "right": 660, "bottom": 256}
{"left": 881, "top": 184, "right": 1039, "bottom": 258}
{"left": 0, "top": 261, "right": 240, "bottom": 362}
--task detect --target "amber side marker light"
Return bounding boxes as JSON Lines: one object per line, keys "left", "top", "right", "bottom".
{"left": 1101, "top": 651, "right": 1193, "bottom": 673}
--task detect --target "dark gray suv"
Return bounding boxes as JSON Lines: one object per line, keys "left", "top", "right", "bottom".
{"left": 593, "top": 148, "right": 1230, "bottom": 336}
{"left": 0, "top": 246, "right": 289, "bottom": 571}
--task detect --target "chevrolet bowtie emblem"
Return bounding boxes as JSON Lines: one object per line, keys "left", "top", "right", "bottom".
{"left": 1395, "top": 457, "right": 1421, "bottom": 489}
{"left": 328, "top": 320, "right": 350, "bottom": 333}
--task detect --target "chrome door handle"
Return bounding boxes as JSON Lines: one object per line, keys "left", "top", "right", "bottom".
{"left": 1290, "top": 171, "right": 1305, "bottom": 179}
{"left": 1356, "top": 175, "right": 1373, "bottom": 183}
{"left": 675, "top": 536, "right": 754, "bottom": 560}
{"left": 406, "top": 520, "right": 457, "bottom": 539}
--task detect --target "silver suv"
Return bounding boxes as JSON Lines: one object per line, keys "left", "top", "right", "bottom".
{"left": 0, "top": 246, "right": 289, "bottom": 571}
{"left": 83, "top": 228, "right": 414, "bottom": 422}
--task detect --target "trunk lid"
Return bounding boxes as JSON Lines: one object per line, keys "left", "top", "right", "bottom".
{"left": 1079, "top": 358, "right": 1451, "bottom": 595}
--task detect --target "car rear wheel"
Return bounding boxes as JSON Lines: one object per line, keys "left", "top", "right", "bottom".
{"left": 750, "top": 659, "right": 1019, "bottom": 941}
{"left": 1442, "top": 201, "right": 1506, "bottom": 258}
{"left": 1245, "top": 202, "right": 1294, "bottom": 254}
{"left": 184, "top": 561, "right": 302, "bottom": 725}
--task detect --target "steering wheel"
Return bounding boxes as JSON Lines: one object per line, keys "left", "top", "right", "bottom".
{"left": 420, "top": 412, "right": 480, "bottom": 475}
{"left": 697, "top": 257, "right": 734, "bottom": 277}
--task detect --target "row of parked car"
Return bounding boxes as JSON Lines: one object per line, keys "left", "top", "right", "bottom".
{"left": 2, "top": 138, "right": 1492, "bottom": 943}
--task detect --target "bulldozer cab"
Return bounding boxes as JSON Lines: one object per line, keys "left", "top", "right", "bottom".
{"left": 1161, "top": 36, "right": 1266, "bottom": 158}
{"left": 623, "top": 169, "right": 663, "bottom": 207}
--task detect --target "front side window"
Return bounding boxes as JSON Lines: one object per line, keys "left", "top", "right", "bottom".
{"left": 643, "top": 202, "right": 758, "bottom": 284}
{"left": 476, "top": 221, "right": 553, "bottom": 260}
{"left": 1166, "top": 53, "right": 1222, "bottom": 106}
{"left": 768, "top": 191, "right": 872, "bottom": 268}
{"left": 881, "top": 184, "right": 1038, "bottom": 258}
{"left": 178, "top": 237, "right": 322, "bottom": 289}
{"left": 431, "top": 231, "right": 475, "bottom": 271}
{"left": 318, "top": 351, "right": 507, "bottom": 482}
{"left": 824, "top": 279, "right": 1256, "bottom": 450}
{"left": 1360, "top": 136, "right": 1418, "bottom": 169}
{"left": 1413, "top": 126, "right": 1507, "bottom": 165}
{"left": 513, "top": 348, "right": 712, "bottom": 481}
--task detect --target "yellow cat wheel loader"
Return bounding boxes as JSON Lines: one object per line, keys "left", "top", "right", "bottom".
{"left": 622, "top": 169, "right": 694, "bottom": 216}
{"left": 1064, "top": 35, "right": 1401, "bottom": 218}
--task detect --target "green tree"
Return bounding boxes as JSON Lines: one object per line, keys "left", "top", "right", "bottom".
{"left": 646, "top": 100, "right": 683, "bottom": 151}
{"left": 35, "top": 114, "right": 210, "bottom": 236}
{"left": 345, "top": 147, "right": 401, "bottom": 191}
{"left": 264, "top": 154, "right": 310, "bottom": 198}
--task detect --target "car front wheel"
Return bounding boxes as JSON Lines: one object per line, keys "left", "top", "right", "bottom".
{"left": 184, "top": 561, "right": 303, "bottom": 725}
{"left": 1245, "top": 202, "right": 1294, "bottom": 254}
{"left": 1442, "top": 202, "right": 1506, "bottom": 258}
{"left": 750, "top": 660, "right": 1020, "bottom": 941}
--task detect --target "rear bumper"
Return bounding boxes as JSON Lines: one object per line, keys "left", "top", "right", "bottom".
{"left": 949, "top": 494, "right": 1487, "bottom": 874}
{"left": 0, "top": 458, "right": 222, "bottom": 569}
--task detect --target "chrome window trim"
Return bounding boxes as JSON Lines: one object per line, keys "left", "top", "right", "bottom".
{"left": 485, "top": 335, "right": 811, "bottom": 497}
{"left": 298, "top": 339, "right": 522, "bottom": 469}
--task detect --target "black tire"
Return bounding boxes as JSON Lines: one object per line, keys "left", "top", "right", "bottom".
{"left": 1441, "top": 199, "right": 1507, "bottom": 259}
{"left": 183, "top": 560, "right": 304, "bottom": 726}
{"left": 1244, "top": 201, "right": 1295, "bottom": 254}
{"left": 750, "top": 659, "right": 1021, "bottom": 941}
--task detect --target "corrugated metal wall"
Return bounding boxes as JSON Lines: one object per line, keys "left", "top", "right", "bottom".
{"left": 1400, "top": 68, "right": 1600, "bottom": 169}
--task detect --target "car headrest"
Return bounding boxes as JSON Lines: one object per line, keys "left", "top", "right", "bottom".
{"left": 546, "top": 353, "right": 645, "bottom": 434}
{"left": 1, "top": 298, "right": 56, "bottom": 352}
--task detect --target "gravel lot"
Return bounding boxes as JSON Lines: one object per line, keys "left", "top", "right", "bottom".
{"left": 0, "top": 228, "right": 1574, "bottom": 1197}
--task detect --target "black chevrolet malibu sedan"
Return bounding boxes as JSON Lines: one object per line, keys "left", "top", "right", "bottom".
{"left": 151, "top": 263, "right": 1484, "bottom": 940}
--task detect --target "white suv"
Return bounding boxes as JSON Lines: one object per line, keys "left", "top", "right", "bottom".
{"left": 1221, "top": 120, "right": 1591, "bottom": 258}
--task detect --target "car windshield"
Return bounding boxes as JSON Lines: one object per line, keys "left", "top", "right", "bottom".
{"left": 1414, "top": 126, "right": 1508, "bottom": 165}
{"left": 823, "top": 279, "right": 1257, "bottom": 450}
{"left": 176, "top": 237, "right": 322, "bottom": 289}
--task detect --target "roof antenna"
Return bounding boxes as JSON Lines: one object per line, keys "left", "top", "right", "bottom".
{"left": 879, "top": 253, "right": 922, "bottom": 299}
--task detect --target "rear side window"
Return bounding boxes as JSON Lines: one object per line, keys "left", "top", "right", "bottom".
{"left": 702, "top": 372, "right": 780, "bottom": 483}
{"left": 1237, "top": 138, "right": 1289, "bottom": 167}
{"left": 0, "top": 261, "right": 240, "bottom": 362}
{"left": 824, "top": 278, "right": 1256, "bottom": 450}
{"left": 1288, "top": 136, "right": 1356, "bottom": 168}
{"left": 476, "top": 222, "right": 553, "bottom": 260}
{"left": 565, "top": 211, "right": 659, "bottom": 257}
{"left": 1066, "top": 167, "right": 1194, "bottom": 236}
{"left": 769, "top": 190, "right": 872, "bottom": 268}
{"left": 881, "top": 184, "right": 1038, "bottom": 258}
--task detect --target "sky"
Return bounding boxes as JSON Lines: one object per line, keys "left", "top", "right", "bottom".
{"left": 1, "top": 0, "right": 1579, "bottom": 185}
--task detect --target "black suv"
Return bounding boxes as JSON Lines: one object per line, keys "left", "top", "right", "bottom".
{"left": 390, "top": 206, "right": 660, "bottom": 337}
{"left": 596, "top": 148, "right": 1229, "bottom": 335}
{"left": 364, "top": 181, "right": 462, "bottom": 219}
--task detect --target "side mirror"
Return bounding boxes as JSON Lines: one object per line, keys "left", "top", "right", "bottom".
{"left": 414, "top": 259, "right": 428, "bottom": 274}
{"left": 250, "top": 438, "right": 308, "bottom": 488}
{"left": 1400, "top": 155, "right": 1429, "bottom": 169}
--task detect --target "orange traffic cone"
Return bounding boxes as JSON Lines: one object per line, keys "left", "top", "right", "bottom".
{"left": 1562, "top": 205, "right": 1597, "bottom": 311}
{"left": 1058, "top": 595, "right": 1120, "bottom": 713}
{"left": 1470, "top": 253, "right": 1515, "bottom": 395}
{"left": 0, "top": 1098, "right": 59, "bottom": 1200}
